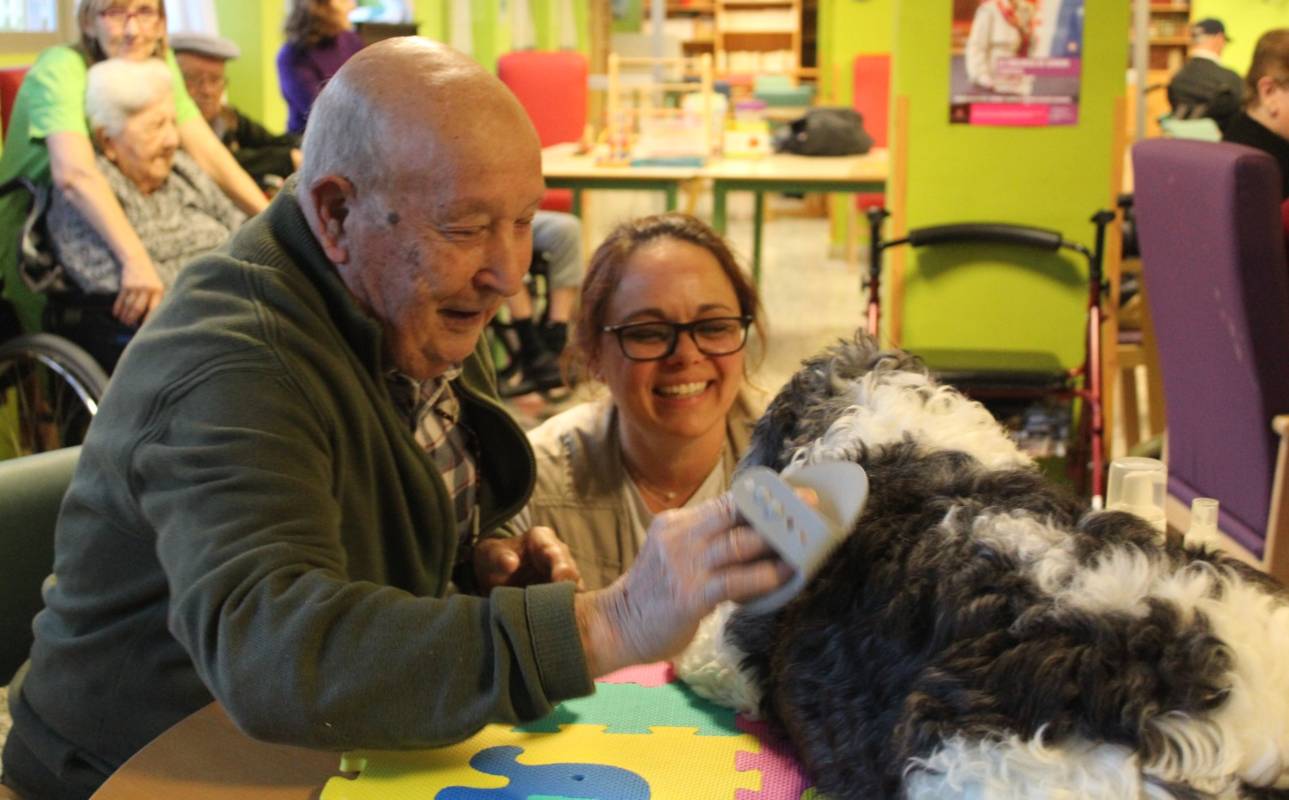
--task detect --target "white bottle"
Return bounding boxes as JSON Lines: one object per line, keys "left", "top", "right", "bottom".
{"left": 1184, "top": 497, "right": 1222, "bottom": 550}
{"left": 1106, "top": 457, "right": 1167, "bottom": 535}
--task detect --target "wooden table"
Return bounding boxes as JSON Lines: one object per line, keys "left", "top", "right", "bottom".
{"left": 541, "top": 143, "right": 702, "bottom": 217}
{"left": 706, "top": 150, "right": 889, "bottom": 282}
{"left": 90, "top": 703, "right": 340, "bottom": 800}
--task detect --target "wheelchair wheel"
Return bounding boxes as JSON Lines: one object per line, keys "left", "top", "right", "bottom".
{"left": 0, "top": 333, "right": 108, "bottom": 459}
{"left": 488, "top": 252, "right": 557, "bottom": 399}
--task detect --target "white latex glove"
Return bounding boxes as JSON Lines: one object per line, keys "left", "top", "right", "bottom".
{"left": 575, "top": 493, "right": 792, "bottom": 677}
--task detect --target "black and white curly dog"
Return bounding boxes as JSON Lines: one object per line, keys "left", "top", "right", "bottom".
{"left": 675, "top": 332, "right": 1289, "bottom": 800}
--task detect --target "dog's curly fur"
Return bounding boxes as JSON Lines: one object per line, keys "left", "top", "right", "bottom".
{"left": 675, "top": 332, "right": 1289, "bottom": 800}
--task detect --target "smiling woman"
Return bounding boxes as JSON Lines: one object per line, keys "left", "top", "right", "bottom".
{"left": 503, "top": 213, "right": 769, "bottom": 589}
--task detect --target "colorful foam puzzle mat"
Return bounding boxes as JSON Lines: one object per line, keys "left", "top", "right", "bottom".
{"left": 319, "top": 662, "right": 817, "bottom": 799}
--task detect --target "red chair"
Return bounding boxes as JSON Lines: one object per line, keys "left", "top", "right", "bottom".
{"left": 497, "top": 51, "right": 588, "bottom": 213}
{"left": 0, "top": 66, "right": 30, "bottom": 138}
{"left": 851, "top": 54, "right": 889, "bottom": 213}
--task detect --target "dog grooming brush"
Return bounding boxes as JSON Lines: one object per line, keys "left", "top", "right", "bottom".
{"left": 732, "top": 461, "right": 868, "bottom": 614}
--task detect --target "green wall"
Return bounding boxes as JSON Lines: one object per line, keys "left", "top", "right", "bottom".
{"left": 217, "top": 0, "right": 288, "bottom": 134}
{"left": 455, "top": 0, "right": 589, "bottom": 74}
{"left": 0, "top": 52, "right": 40, "bottom": 68}
{"left": 1190, "top": 0, "right": 1288, "bottom": 77}
{"left": 892, "top": 0, "right": 1129, "bottom": 366}
{"left": 818, "top": 0, "right": 892, "bottom": 105}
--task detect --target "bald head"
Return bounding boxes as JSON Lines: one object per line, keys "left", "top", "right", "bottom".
{"left": 293, "top": 38, "right": 548, "bottom": 379}
{"left": 297, "top": 38, "right": 540, "bottom": 198}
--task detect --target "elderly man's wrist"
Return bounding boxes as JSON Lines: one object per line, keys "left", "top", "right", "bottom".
{"left": 574, "top": 588, "right": 631, "bottom": 678}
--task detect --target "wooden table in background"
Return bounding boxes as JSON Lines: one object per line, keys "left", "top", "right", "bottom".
{"left": 706, "top": 150, "right": 889, "bottom": 282}
{"left": 541, "top": 143, "right": 701, "bottom": 217}
{"left": 90, "top": 703, "right": 339, "bottom": 800}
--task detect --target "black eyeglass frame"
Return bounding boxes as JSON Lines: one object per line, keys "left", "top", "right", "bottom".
{"left": 601, "top": 315, "right": 754, "bottom": 362}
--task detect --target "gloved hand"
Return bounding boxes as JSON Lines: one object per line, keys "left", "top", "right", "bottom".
{"left": 575, "top": 493, "right": 792, "bottom": 677}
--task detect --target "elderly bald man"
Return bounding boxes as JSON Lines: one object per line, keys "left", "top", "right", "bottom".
{"left": 0, "top": 38, "right": 790, "bottom": 800}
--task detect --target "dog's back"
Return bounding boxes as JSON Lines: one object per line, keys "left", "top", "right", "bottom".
{"left": 683, "top": 333, "right": 1289, "bottom": 800}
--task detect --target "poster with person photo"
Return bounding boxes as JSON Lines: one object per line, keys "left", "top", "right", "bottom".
{"left": 949, "top": 0, "right": 1084, "bottom": 126}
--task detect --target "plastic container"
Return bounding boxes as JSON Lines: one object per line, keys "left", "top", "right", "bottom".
{"left": 1185, "top": 497, "right": 1222, "bottom": 549}
{"left": 1106, "top": 456, "right": 1167, "bottom": 533}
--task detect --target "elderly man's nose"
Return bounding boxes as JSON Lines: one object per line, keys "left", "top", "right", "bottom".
{"left": 476, "top": 232, "right": 528, "bottom": 296}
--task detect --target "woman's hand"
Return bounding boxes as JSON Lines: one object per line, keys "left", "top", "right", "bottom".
{"left": 574, "top": 493, "right": 792, "bottom": 677}
{"left": 113, "top": 254, "right": 165, "bottom": 326}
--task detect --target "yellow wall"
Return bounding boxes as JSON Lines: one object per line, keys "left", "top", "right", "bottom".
{"left": 1190, "top": 0, "right": 1288, "bottom": 78}
{"left": 892, "top": 0, "right": 1130, "bottom": 365}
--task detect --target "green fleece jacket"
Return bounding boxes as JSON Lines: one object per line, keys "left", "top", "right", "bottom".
{"left": 11, "top": 182, "right": 592, "bottom": 793}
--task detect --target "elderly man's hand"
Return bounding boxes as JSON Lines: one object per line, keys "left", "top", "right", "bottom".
{"left": 574, "top": 494, "right": 793, "bottom": 677}
{"left": 114, "top": 254, "right": 165, "bottom": 327}
{"left": 473, "top": 527, "right": 584, "bottom": 592}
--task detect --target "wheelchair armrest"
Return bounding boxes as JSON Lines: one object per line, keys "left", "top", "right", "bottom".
{"left": 906, "top": 223, "right": 1064, "bottom": 252}
{"left": 0, "top": 175, "right": 39, "bottom": 201}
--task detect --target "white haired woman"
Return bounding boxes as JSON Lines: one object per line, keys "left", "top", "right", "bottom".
{"left": 45, "top": 58, "right": 246, "bottom": 372}
{"left": 0, "top": 0, "right": 266, "bottom": 340}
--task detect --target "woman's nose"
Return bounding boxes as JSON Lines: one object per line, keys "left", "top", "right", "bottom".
{"left": 667, "top": 329, "right": 704, "bottom": 364}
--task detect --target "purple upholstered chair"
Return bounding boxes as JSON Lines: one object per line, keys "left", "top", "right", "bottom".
{"left": 1131, "top": 138, "right": 1289, "bottom": 581}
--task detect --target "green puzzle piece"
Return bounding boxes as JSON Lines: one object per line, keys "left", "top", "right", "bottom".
{"left": 516, "top": 680, "right": 739, "bottom": 736}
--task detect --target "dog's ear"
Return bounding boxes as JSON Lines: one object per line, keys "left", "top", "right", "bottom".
{"left": 741, "top": 395, "right": 800, "bottom": 471}
{"left": 741, "top": 338, "right": 854, "bottom": 471}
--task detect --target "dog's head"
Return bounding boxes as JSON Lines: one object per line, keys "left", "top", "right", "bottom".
{"left": 741, "top": 331, "right": 1030, "bottom": 476}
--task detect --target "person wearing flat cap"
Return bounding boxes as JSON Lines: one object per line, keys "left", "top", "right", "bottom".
{"left": 1167, "top": 18, "right": 1245, "bottom": 133}
{"left": 170, "top": 31, "right": 302, "bottom": 190}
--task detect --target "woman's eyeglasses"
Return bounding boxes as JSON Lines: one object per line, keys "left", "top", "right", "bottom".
{"left": 97, "top": 6, "right": 160, "bottom": 26}
{"left": 602, "top": 316, "right": 752, "bottom": 362}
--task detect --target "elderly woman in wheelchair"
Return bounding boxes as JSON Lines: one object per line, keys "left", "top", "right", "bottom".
{"left": 41, "top": 57, "right": 245, "bottom": 372}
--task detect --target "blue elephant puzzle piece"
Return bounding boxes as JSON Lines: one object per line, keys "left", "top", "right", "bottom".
{"left": 435, "top": 745, "right": 650, "bottom": 800}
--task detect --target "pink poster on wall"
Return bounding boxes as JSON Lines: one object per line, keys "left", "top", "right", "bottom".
{"left": 949, "top": 0, "right": 1084, "bottom": 127}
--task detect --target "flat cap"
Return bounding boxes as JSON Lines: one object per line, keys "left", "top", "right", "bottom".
{"left": 169, "top": 31, "right": 241, "bottom": 60}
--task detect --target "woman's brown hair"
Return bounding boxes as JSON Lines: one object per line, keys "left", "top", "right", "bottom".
{"left": 1244, "top": 28, "right": 1289, "bottom": 110}
{"left": 77, "top": 0, "right": 169, "bottom": 63}
{"left": 283, "top": 0, "right": 338, "bottom": 49}
{"left": 568, "top": 212, "right": 767, "bottom": 383}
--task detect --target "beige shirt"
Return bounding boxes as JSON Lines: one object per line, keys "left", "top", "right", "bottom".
{"left": 508, "top": 393, "right": 758, "bottom": 590}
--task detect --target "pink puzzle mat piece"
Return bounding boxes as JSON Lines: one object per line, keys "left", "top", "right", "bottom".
{"left": 734, "top": 716, "right": 812, "bottom": 800}
{"left": 598, "top": 662, "right": 676, "bottom": 688}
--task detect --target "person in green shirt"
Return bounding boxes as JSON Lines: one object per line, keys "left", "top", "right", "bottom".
{"left": 0, "top": 0, "right": 266, "bottom": 336}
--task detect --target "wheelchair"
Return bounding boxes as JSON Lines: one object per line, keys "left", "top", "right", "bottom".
{"left": 0, "top": 177, "right": 110, "bottom": 460}
{"left": 486, "top": 247, "right": 571, "bottom": 399}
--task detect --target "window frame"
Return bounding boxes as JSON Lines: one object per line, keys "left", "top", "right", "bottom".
{"left": 0, "top": 0, "right": 76, "bottom": 53}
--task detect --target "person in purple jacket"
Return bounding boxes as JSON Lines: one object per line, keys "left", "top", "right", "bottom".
{"left": 276, "top": 0, "right": 364, "bottom": 135}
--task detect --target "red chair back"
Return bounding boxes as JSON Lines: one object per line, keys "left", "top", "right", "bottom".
{"left": 498, "top": 51, "right": 588, "bottom": 148}
{"left": 0, "top": 66, "right": 30, "bottom": 138}
{"left": 851, "top": 54, "right": 889, "bottom": 149}
{"left": 498, "top": 51, "right": 588, "bottom": 213}
{"left": 851, "top": 54, "right": 890, "bottom": 211}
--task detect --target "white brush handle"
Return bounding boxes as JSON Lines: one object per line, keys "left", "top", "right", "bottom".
{"left": 733, "top": 462, "right": 868, "bottom": 614}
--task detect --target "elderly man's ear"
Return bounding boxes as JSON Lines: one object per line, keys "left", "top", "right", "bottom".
{"left": 310, "top": 176, "right": 356, "bottom": 264}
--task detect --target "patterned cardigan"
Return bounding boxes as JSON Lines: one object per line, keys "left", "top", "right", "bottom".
{"left": 48, "top": 150, "right": 246, "bottom": 294}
